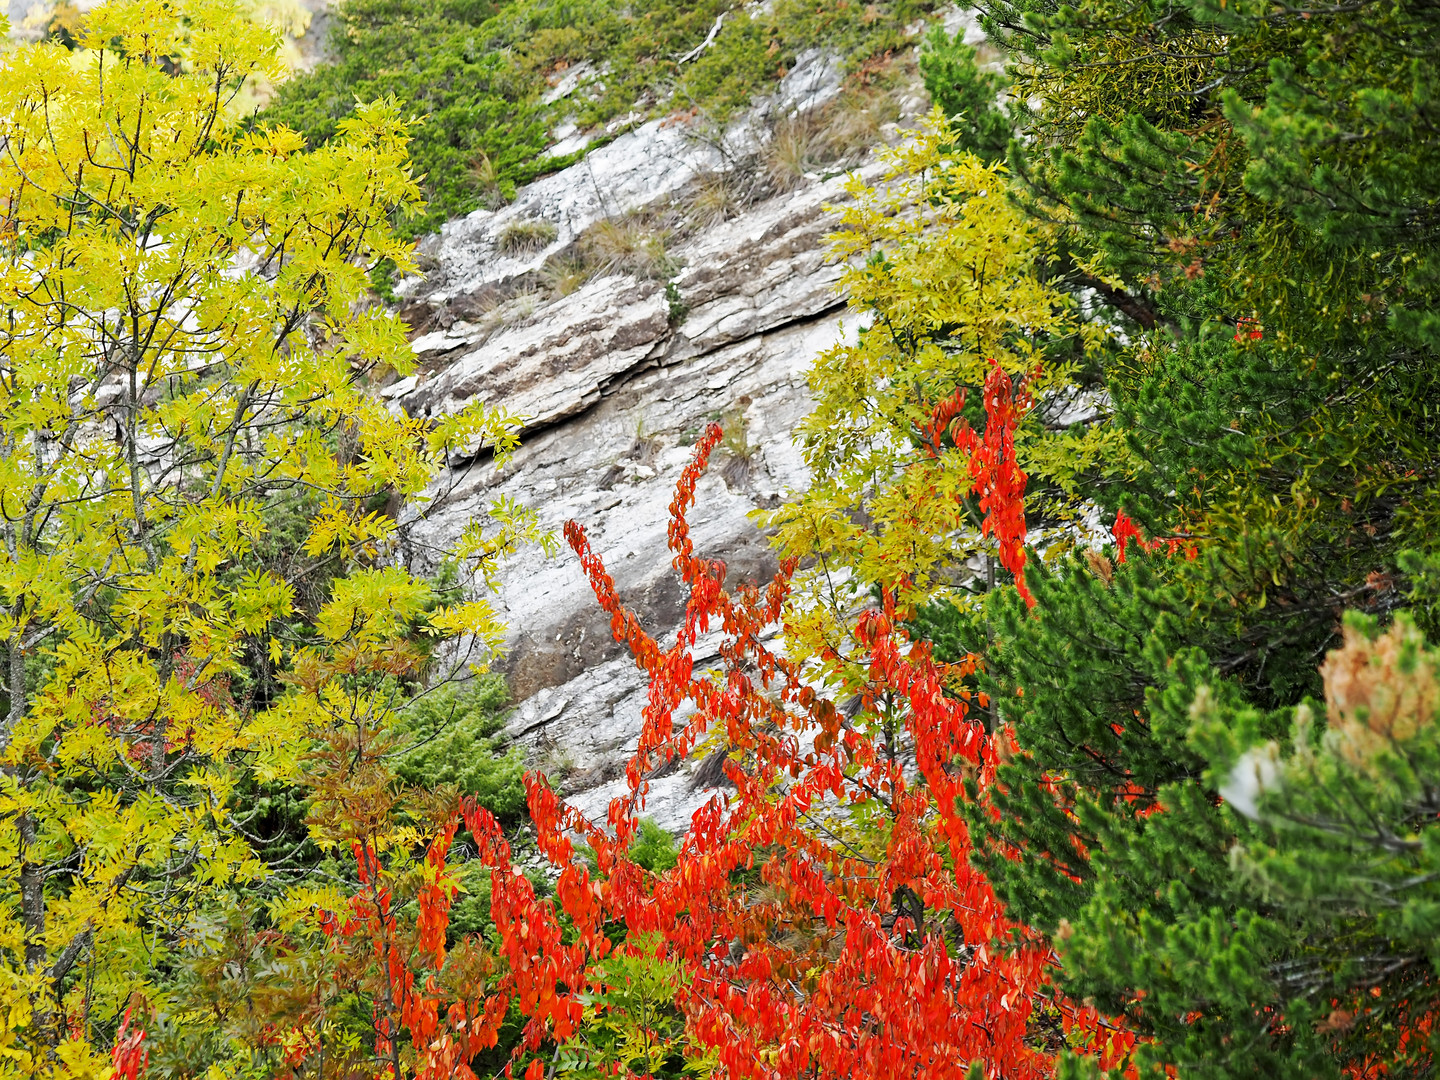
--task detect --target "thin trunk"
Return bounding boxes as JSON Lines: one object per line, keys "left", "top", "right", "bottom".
{"left": 18, "top": 813, "right": 44, "bottom": 975}
{"left": 120, "top": 344, "right": 171, "bottom": 779}
{"left": 9, "top": 631, "right": 46, "bottom": 1036}
{"left": 10, "top": 638, "right": 43, "bottom": 979}
{"left": 3, "top": 629, "right": 21, "bottom": 756}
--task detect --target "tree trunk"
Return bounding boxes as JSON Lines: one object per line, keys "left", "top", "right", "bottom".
{"left": 18, "top": 814, "right": 44, "bottom": 975}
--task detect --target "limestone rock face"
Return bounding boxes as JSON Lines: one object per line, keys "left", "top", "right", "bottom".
{"left": 393, "top": 81, "right": 899, "bottom": 832}
{"left": 389, "top": 277, "right": 673, "bottom": 432}
{"left": 396, "top": 48, "right": 848, "bottom": 309}
{"left": 388, "top": 168, "right": 864, "bottom": 436}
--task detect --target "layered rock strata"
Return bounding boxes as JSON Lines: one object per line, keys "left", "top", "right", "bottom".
{"left": 385, "top": 49, "right": 954, "bottom": 828}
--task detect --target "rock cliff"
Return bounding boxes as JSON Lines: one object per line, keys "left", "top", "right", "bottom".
{"left": 386, "top": 7, "right": 987, "bottom": 829}
{"left": 384, "top": 60, "right": 937, "bottom": 830}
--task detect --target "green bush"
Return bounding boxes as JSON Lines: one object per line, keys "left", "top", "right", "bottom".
{"left": 259, "top": 0, "right": 549, "bottom": 234}
{"left": 918, "top": 27, "right": 1010, "bottom": 162}
{"left": 390, "top": 674, "right": 527, "bottom": 821}
{"left": 628, "top": 818, "right": 679, "bottom": 874}
{"left": 905, "top": 0, "right": 1440, "bottom": 1069}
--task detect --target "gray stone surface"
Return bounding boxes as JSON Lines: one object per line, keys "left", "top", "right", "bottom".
{"left": 394, "top": 52, "right": 852, "bottom": 308}
{"left": 387, "top": 167, "right": 867, "bottom": 437}
{"left": 393, "top": 119, "right": 894, "bottom": 831}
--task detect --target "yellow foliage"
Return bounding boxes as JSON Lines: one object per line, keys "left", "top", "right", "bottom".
{"left": 0, "top": 1, "right": 534, "bottom": 1068}
{"left": 763, "top": 111, "right": 1101, "bottom": 652}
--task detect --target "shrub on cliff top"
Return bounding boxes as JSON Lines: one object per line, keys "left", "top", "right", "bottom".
{"left": 260, "top": 0, "right": 940, "bottom": 235}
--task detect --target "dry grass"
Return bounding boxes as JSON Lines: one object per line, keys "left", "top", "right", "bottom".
{"left": 717, "top": 402, "right": 759, "bottom": 489}
{"left": 538, "top": 254, "right": 592, "bottom": 297}
{"left": 436, "top": 282, "right": 547, "bottom": 343}
{"left": 499, "top": 290, "right": 542, "bottom": 323}
{"left": 468, "top": 151, "right": 509, "bottom": 211}
{"left": 496, "top": 218, "right": 558, "bottom": 255}
{"left": 764, "top": 111, "right": 830, "bottom": 192}
{"left": 578, "top": 218, "right": 676, "bottom": 280}
{"left": 534, "top": 217, "right": 674, "bottom": 298}
{"left": 683, "top": 169, "right": 747, "bottom": 230}
{"left": 763, "top": 89, "right": 904, "bottom": 192}
{"left": 827, "top": 88, "right": 902, "bottom": 156}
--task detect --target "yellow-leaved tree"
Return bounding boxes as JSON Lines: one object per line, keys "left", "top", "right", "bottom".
{"left": 0, "top": 2, "right": 533, "bottom": 1073}
{"left": 761, "top": 110, "right": 1119, "bottom": 671}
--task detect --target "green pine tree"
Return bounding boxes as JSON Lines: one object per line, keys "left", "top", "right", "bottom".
{"left": 918, "top": 26, "right": 1011, "bottom": 162}
{"left": 910, "top": 0, "right": 1440, "bottom": 1074}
